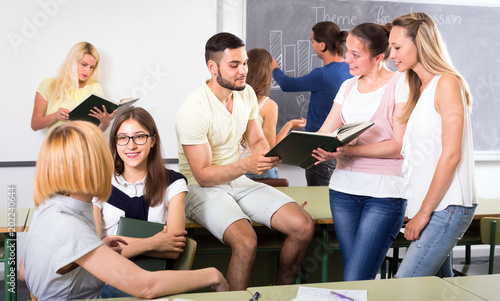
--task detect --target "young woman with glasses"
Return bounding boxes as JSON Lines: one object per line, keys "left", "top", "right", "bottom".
{"left": 93, "top": 106, "right": 190, "bottom": 297}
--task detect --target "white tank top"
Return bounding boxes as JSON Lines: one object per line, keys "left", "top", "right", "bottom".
{"left": 401, "top": 75, "right": 477, "bottom": 218}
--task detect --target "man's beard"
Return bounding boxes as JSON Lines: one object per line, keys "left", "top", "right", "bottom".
{"left": 217, "top": 69, "right": 246, "bottom": 91}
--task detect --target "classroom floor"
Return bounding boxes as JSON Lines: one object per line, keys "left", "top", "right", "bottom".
{"left": 453, "top": 255, "right": 500, "bottom": 276}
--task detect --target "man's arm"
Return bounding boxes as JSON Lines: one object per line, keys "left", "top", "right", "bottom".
{"left": 244, "top": 118, "right": 272, "bottom": 157}
{"left": 183, "top": 119, "right": 280, "bottom": 187}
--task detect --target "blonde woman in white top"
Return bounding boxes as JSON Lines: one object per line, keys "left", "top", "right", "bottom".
{"left": 389, "top": 12, "right": 477, "bottom": 278}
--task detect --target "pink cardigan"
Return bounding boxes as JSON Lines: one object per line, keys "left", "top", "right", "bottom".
{"left": 337, "top": 72, "right": 404, "bottom": 177}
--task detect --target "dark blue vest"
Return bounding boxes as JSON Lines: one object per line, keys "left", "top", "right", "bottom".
{"left": 107, "top": 169, "right": 186, "bottom": 221}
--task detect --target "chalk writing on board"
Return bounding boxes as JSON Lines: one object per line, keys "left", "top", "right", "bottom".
{"left": 312, "top": 6, "right": 358, "bottom": 26}
{"left": 296, "top": 94, "right": 308, "bottom": 119}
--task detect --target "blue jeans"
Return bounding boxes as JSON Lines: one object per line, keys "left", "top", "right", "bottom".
{"left": 101, "top": 284, "right": 132, "bottom": 298}
{"left": 396, "top": 204, "right": 476, "bottom": 278}
{"left": 245, "top": 167, "right": 279, "bottom": 179}
{"left": 330, "top": 190, "right": 407, "bottom": 281}
{"left": 306, "top": 159, "right": 336, "bottom": 186}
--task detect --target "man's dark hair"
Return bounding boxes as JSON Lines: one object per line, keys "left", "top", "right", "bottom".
{"left": 205, "top": 32, "right": 245, "bottom": 64}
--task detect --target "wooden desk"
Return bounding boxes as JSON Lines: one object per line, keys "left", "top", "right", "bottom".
{"left": 248, "top": 276, "right": 485, "bottom": 301}
{"left": 1, "top": 208, "right": 30, "bottom": 301}
{"left": 276, "top": 186, "right": 329, "bottom": 221}
{"left": 444, "top": 274, "right": 500, "bottom": 300}
{"left": 475, "top": 197, "right": 500, "bottom": 219}
{"left": 0, "top": 208, "right": 30, "bottom": 232}
{"left": 72, "top": 277, "right": 485, "bottom": 301}
{"left": 70, "top": 289, "right": 251, "bottom": 301}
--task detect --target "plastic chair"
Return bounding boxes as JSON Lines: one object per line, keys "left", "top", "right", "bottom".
{"left": 173, "top": 236, "right": 197, "bottom": 270}
{"left": 117, "top": 217, "right": 196, "bottom": 270}
{"left": 480, "top": 217, "right": 500, "bottom": 274}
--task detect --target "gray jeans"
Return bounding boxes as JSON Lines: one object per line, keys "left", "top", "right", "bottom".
{"left": 305, "top": 159, "right": 336, "bottom": 186}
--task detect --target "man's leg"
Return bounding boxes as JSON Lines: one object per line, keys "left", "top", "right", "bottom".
{"left": 186, "top": 184, "right": 256, "bottom": 290}
{"left": 222, "top": 219, "right": 258, "bottom": 290}
{"left": 234, "top": 177, "right": 314, "bottom": 285}
{"left": 271, "top": 203, "right": 315, "bottom": 285}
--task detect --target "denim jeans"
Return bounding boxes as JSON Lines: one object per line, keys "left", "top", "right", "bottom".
{"left": 245, "top": 167, "right": 279, "bottom": 179}
{"left": 306, "top": 159, "right": 336, "bottom": 186}
{"left": 100, "top": 284, "right": 132, "bottom": 298}
{"left": 330, "top": 190, "right": 407, "bottom": 281}
{"left": 395, "top": 204, "right": 476, "bottom": 278}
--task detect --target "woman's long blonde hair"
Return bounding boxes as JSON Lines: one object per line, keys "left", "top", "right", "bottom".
{"left": 48, "top": 42, "right": 100, "bottom": 103}
{"left": 393, "top": 12, "right": 472, "bottom": 123}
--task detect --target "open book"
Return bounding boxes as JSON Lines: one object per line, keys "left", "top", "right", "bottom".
{"left": 68, "top": 94, "right": 139, "bottom": 125}
{"left": 265, "top": 121, "right": 374, "bottom": 169}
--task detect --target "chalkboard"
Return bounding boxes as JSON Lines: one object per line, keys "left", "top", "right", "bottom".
{"left": 0, "top": 0, "right": 217, "bottom": 163}
{"left": 246, "top": 0, "right": 500, "bottom": 154}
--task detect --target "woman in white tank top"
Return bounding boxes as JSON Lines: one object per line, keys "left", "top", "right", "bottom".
{"left": 389, "top": 12, "right": 477, "bottom": 278}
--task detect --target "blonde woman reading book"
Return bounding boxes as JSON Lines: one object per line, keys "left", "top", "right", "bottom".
{"left": 31, "top": 42, "right": 115, "bottom": 132}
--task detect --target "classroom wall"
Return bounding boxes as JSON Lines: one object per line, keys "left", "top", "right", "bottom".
{"left": 0, "top": 0, "right": 218, "bottom": 162}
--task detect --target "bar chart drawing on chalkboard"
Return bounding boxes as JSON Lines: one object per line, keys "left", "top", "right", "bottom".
{"left": 297, "top": 40, "right": 310, "bottom": 77}
{"left": 270, "top": 30, "right": 283, "bottom": 89}
{"left": 284, "top": 44, "right": 296, "bottom": 77}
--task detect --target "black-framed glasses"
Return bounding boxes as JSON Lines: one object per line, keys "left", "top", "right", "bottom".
{"left": 114, "top": 134, "right": 153, "bottom": 146}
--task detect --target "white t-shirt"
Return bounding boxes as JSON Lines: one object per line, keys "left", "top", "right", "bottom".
{"left": 175, "top": 82, "right": 259, "bottom": 186}
{"left": 24, "top": 195, "right": 104, "bottom": 301}
{"left": 329, "top": 73, "right": 408, "bottom": 198}
{"left": 334, "top": 73, "right": 408, "bottom": 123}
{"left": 94, "top": 173, "right": 188, "bottom": 238}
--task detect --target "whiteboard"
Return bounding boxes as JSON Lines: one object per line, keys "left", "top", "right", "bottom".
{"left": 0, "top": 0, "right": 217, "bottom": 163}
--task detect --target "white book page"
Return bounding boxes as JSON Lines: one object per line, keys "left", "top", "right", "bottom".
{"left": 291, "top": 286, "right": 368, "bottom": 301}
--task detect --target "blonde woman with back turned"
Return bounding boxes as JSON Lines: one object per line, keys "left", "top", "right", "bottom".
{"left": 31, "top": 42, "right": 115, "bottom": 132}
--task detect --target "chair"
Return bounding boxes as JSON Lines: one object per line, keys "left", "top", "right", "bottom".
{"left": 480, "top": 217, "right": 500, "bottom": 274}
{"left": 252, "top": 178, "right": 289, "bottom": 187}
{"left": 173, "top": 235, "right": 197, "bottom": 270}
{"left": 117, "top": 217, "right": 197, "bottom": 270}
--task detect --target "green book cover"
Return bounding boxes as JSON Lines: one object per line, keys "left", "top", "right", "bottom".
{"left": 68, "top": 94, "right": 139, "bottom": 125}
{"left": 265, "top": 121, "right": 374, "bottom": 169}
{"left": 116, "top": 217, "right": 167, "bottom": 271}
